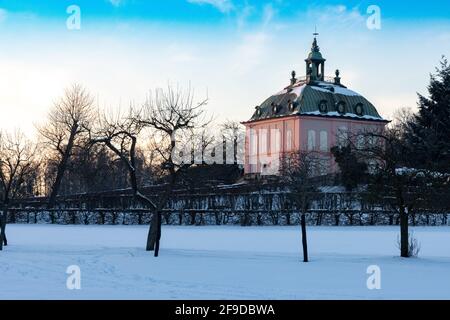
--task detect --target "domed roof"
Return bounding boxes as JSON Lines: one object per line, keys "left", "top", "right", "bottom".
{"left": 247, "top": 80, "right": 387, "bottom": 123}
{"left": 307, "top": 50, "right": 325, "bottom": 61}
{"left": 245, "top": 35, "right": 387, "bottom": 124}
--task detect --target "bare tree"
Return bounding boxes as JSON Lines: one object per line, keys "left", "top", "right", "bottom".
{"left": 191, "top": 127, "right": 216, "bottom": 165}
{"left": 38, "top": 84, "right": 94, "bottom": 211}
{"left": 346, "top": 127, "right": 439, "bottom": 258}
{"left": 221, "top": 120, "right": 245, "bottom": 165}
{"left": 280, "top": 151, "right": 324, "bottom": 263}
{"left": 0, "top": 131, "right": 36, "bottom": 250}
{"left": 92, "top": 107, "right": 158, "bottom": 210}
{"left": 138, "top": 85, "right": 209, "bottom": 256}
{"left": 391, "top": 107, "right": 415, "bottom": 134}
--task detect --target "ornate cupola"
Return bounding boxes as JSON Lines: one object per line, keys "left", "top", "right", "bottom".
{"left": 305, "top": 33, "right": 326, "bottom": 83}
{"left": 245, "top": 33, "right": 388, "bottom": 124}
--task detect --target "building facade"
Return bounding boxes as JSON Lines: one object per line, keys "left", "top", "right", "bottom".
{"left": 242, "top": 36, "right": 389, "bottom": 176}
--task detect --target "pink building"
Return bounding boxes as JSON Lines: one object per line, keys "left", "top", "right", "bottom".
{"left": 242, "top": 36, "right": 389, "bottom": 177}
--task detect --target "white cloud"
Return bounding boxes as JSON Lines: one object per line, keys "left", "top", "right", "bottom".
{"left": 166, "top": 43, "right": 197, "bottom": 63}
{"left": 231, "top": 32, "right": 271, "bottom": 74}
{"left": 262, "top": 3, "right": 276, "bottom": 27}
{"left": 108, "top": 0, "right": 123, "bottom": 7}
{"left": 236, "top": 4, "right": 254, "bottom": 29}
{"left": 306, "top": 5, "right": 365, "bottom": 28}
{"left": 2, "top": 11, "right": 449, "bottom": 136}
{"left": 0, "top": 8, "right": 7, "bottom": 22}
{"left": 187, "top": 0, "right": 234, "bottom": 13}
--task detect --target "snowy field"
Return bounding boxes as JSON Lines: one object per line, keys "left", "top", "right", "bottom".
{"left": 1, "top": 224, "right": 450, "bottom": 300}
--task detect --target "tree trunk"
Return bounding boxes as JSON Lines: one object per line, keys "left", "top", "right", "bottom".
{"left": 315, "top": 213, "right": 322, "bottom": 226}
{"left": 348, "top": 214, "right": 354, "bottom": 226}
{"left": 10, "top": 212, "right": 16, "bottom": 224}
{"left": 301, "top": 212, "right": 308, "bottom": 263}
{"left": 48, "top": 124, "right": 78, "bottom": 208}
{"left": 389, "top": 214, "right": 394, "bottom": 225}
{"left": 146, "top": 213, "right": 158, "bottom": 251}
{"left": 0, "top": 214, "right": 3, "bottom": 251}
{"left": 0, "top": 210, "right": 7, "bottom": 250}
{"left": 154, "top": 212, "right": 162, "bottom": 257}
{"left": 286, "top": 213, "right": 291, "bottom": 226}
{"left": 399, "top": 206, "right": 409, "bottom": 258}
{"left": 334, "top": 214, "right": 340, "bottom": 226}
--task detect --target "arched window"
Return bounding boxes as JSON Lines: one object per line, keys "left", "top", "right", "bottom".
{"left": 320, "top": 130, "right": 328, "bottom": 151}
{"left": 272, "top": 127, "right": 281, "bottom": 153}
{"left": 307, "top": 130, "right": 316, "bottom": 151}
{"left": 286, "top": 129, "right": 293, "bottom": 151}
{"left": 260, "top": 128, "right": 268, "bottom": 154}
{"left": 251, "top": 130, "right": 258, "bottom": 156}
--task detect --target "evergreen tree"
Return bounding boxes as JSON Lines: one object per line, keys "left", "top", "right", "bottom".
{"left": 331, "top": 145, "right": 368, "bottom": 191}
{"left": 407, "top": 57, "right": 450, "bottom": 172}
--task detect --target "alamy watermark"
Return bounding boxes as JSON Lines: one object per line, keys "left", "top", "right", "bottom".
{"left": 366, "top": 265, "right": 381, "bottom": 290}
{"left": 171, "top": 128, "right": 282, "bottom": 175}
{"left": 367, "top": 5, "right": 382, "bottom": 30}
{"left": 66, "top": 5, "right": 81, "bottom": 30}
{"left": 66, "top": 265, "right": 81, "bottom": 290}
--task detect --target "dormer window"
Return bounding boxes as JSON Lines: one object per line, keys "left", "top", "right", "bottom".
{"left": 255, "top": 106, "right": 261, "bottom": 117}
{"left": 288, "top": 100, "right": 297, "bottom": 111}
{"left": 272, "top": 102, "right": 280, "bottom": 114}
{"left": 337, "top": 101, "right": 346, "bottom": 114}
{"left": 318, "top": 100, "right": 328, "bottom": 113}
{"left": 355, "top": 103, "right": 364, "bottom": 116}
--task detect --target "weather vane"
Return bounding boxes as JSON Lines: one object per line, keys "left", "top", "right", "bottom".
{"left": 313, "top": 26, "right": 319, "bottom": 37}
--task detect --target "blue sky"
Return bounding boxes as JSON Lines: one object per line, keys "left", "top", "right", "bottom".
{"left": 0, "top": 0, "right": 449, "bottom": 136}
{"left": 1, "top": 0, "right": 449, "bottom": 23}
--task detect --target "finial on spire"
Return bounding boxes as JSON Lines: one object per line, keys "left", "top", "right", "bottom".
{"left": 312, "top": 27, "right": 320, "bottom": 52}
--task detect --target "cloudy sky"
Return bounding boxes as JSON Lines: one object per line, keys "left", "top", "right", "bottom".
{"left": 0, "top": 0, "right": 449, "bottom": 137}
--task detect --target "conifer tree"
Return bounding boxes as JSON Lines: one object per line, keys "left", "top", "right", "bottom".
{"left": 407, "top": 57, "right": 450, "bottom": 172}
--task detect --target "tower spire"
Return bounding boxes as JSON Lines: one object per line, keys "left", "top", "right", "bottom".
{"left": 312, "top": 27, "right": 320, "bottom": 52}
{"left": 305, "top": 29, "right": 326, "bottom": 82}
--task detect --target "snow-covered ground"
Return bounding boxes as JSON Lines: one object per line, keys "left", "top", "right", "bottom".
{"left": 1, "top": 225, "right": 450, "bottom": 300}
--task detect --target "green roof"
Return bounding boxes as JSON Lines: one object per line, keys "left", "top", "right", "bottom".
{"left": 246, "top": 36, "right": 387, "bottom": 124}
{"left": 247, "top": 81, "right": 387, "bottom": 123}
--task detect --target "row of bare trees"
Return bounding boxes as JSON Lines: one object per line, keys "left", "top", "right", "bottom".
{"left": 329, "top": 123, "right": 450, "bottom": 258}
{"left": 278, "top": 127, "right": 450, "bottom": 262}
{"left": 0, "top": 132, "right": 37, "bottom": 250}
{"left": 1, "top": 83, "right": 241, "bottom": 255}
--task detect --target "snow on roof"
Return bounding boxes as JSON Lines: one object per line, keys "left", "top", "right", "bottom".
{"left": 247, "top": 78, "right": 387, "bottom": 122}
{"left": 302, "top": 111, "right": 384, "bottom": 121}
{"left": 311, "top": 83, "right": 361, "bottom": 96}
{"left": 275, "top": 83, "right": 307, "bottom": 97}
{"left": 290, "top": 83, "right": 307, "bottom": 97}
